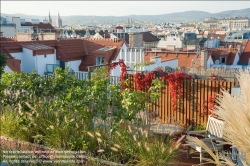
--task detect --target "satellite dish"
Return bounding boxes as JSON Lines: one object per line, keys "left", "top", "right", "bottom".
{"left": 215, "top": 60, "right": 220, "bottom": 65}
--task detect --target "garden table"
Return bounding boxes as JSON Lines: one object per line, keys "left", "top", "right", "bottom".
{"left": 149, "top": 124, "right": 184, "bottom": 141}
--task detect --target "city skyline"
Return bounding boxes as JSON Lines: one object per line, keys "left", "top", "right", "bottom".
{"left": 1, "top": 1, "right": 250, "bottom": 17}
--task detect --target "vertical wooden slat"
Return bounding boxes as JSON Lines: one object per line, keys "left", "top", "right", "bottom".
{"left": 186, "top": 79, "right": 191, "bottom": 126}
{"left": 197, "top": 79, "right": 201, "bottom": 126}
{"left": 183, "top": 79, "right": 187, "bottom": 126}
{"left": 203, "top": 79, "right": 208, "bottom": 125}
{"left": 167, "top": 82, "right": 171, "bottom": 124}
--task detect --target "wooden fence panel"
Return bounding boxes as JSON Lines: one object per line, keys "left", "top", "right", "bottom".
{"left": 124, "top": 74, "right": 238, "bottom": 127}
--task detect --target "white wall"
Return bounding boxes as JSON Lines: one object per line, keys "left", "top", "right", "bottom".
{"left": 233, "top": 52, "right": 240, "bottom": 65}
{"left": 1, "top": 26, "right": 15, "bottom": 36}
{"left": 4, "top": 65, "right": 13, "bottom": 73}
{"left": 12, "top": 17, "right": 21, "bottom": 33}
{"left": 21, "top": 26, "right": 33, "bottom": 33}
{"left": 204, "top": 39, "right": 220, "bottom": 48}
{"left": 112, "top": 43, "right": 129, "bottom": 77}
{"left": 157, "top": 37, "right": 182, "bottom": 49}
{"left": 6, "top": 16, "right": 12, "bottom": 24}
{"left": 161, "top": 59, "right": 178, "bottom": 69}
{"left": 22, "top": 48, "right": 35, "bottom": 73}
{"left": 207, "top": 56, "right": 214, "bottom": 68}
{"left": 35, "top": 52, "right": 57, "bottom": 75}
{"left": 67, "top": 60, "right": 81, "bottom": 71}
{"left": 211, "top": 64, "right": 227, "bottom": 69}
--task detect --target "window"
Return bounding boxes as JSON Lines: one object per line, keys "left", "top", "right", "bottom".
{"left": 44, "top": 54, "right": 47, "bottom": 58}
{"left": 96, "top": 57, "right": 104, "bottom": 65}
{"left": 220, "top": 57, "right": 226, "bottom": 64}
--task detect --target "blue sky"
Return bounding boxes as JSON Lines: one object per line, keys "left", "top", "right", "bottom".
{"left": 1, "top": 1, "right": 250, "bottom": 16}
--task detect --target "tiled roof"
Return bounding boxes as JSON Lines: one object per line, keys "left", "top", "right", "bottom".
{"left": 21, "top": 43, "right": 55, "bottom": 55}
{"left": 113, "top": 32, "right": 159, "bottom": 44}
{"left": 79, "top": 39, "right": 125, "bottom": 71}
{"left": 0, "top": 37, "right": 17, "bottom": 42}
{"left": 144, "top": 51, "right": 198, "bottom": 67}
{"left": 32, "top": 22, "right": 55, "bottom": 30}
{"left": 0, "top": 41, "right": 23, "bottom": 53}
{"left": 21, "top": 22, "right": 32, "bottom": 26}
{"left": 1, "top": 50, "right": 21, "bottom": 72}
{"left": 208, "top": 48, "right": 237, "bottom": 65}
{"left": 1, "top": 38, "right": 125, "bottom": 72}
{"left": 99, "top": 30, "right": 110, "bottom": 38}
{"left": 56, "top": 39, "right": 87, "bottom": 61}
{"left": 74, "top": 30, "right": 96, "bottom": 37}
{"left": 7, "top": 58, "right": 21, "bottom": 72}
{"left": 143, "top": 32, "right": 160, "bottom": 42}
{"left": 206, "top": 34, "right": 226, "bottom": 41}
{"left": 239, "top": 40, "right": 250, "bottom": 65}
{"left": 21, "top": 43, "right": 54, "bottom": 51}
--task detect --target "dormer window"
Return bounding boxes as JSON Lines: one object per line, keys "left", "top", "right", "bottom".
{"left": 220, "top": 56, "right": 226, "bottom": 64}
{"left": 96, "top": 57, "right": 104, "bottom": 65}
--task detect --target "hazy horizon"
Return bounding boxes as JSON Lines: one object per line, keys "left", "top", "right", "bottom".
{"left": 1, "top": 1, "right": 250, "bottom": 17}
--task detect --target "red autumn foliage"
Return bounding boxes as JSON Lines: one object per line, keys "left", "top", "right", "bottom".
{"left": 202, "top": 74, "right": 226, "bottom": 117}
{"left": 134, "top": 69, "right": 192, "bottom": 110}
{"left": 107, "top": 59, "right": 127, "bottom": 90}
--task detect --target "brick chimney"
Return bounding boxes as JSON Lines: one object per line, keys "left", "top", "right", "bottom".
{"left": 128, "top": 32, "right": 143, "bottom": 48}
{"left": 200, "top": 50, "right": 208, "bottom": 68}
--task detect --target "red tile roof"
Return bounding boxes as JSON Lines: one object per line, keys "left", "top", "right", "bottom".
{"left": 208, "top": 48, "right": 237, "bottom": 65}
{"left": 1, "top": 38, "right": 126, "bottom": 72}
{"left": 6, "top": 58, "right": 21, "bottom": 72}
{"left": 56, "top": 39, "right": 86, "bottom": 61}
{"left": 2, "top": 51, "right": 21, "bottom": 72}
{"left": 144, "top": 51, "right": 198, "bottom": 67}
{"left": 206, "top": 34, "right": 226, "bottom": 41}
{"left": 79, "top": 39, "right": 125, "bottom": 71}
{"left": 31, "top": 22, "right": 55, "bottom": 30}
{"left": 239, "top": 40, "right": 250, "bottom": 64}
{"left": 0, "top": 37, "right": 17, "bottom": 42}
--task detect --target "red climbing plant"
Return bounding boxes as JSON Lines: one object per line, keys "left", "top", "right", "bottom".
{"left": 134, "top": 69, "right": 192, "bottom": 110}
{"left": 107, "top": 59, "right": 127, "bottom": 89}
{"left": 202, "top": 74, "right": 226, "bottom": 117}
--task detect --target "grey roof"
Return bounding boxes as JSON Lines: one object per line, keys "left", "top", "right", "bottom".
{"left": 224, "top": 30, "right": 250, "bottom": 42}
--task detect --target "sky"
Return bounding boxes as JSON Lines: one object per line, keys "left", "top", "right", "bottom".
{"left": 1, "top": 1, "right": 250, "bottom": 17}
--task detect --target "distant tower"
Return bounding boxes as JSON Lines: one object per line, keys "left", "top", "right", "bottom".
{"left": 56, "top": 11, "right": 62, "bottom": 28}
{"left": 48, "top": 11, "right": 52, "bottom": 24}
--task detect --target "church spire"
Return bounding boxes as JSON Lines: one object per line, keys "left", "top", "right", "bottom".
{"left": 48, "top": 10, "right": 52, "bottom": 24}
{"left": 56, "top": 11, "right": 62, "bottom": 28}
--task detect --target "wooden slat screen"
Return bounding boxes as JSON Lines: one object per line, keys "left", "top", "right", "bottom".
{"left": 124, "top": 74, "right": 238, "bottom": 127}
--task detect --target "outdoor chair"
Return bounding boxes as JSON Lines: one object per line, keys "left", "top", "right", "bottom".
{"left": 186, "top": 116, "right": 225, "bottom": 164}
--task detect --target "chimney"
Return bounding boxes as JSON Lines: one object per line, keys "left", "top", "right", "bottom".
{"left": 200, "top": 50, "right": 208, "bottom": 68}
{"left": 128, "top": 32, "right": 143, "bottom": 48}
